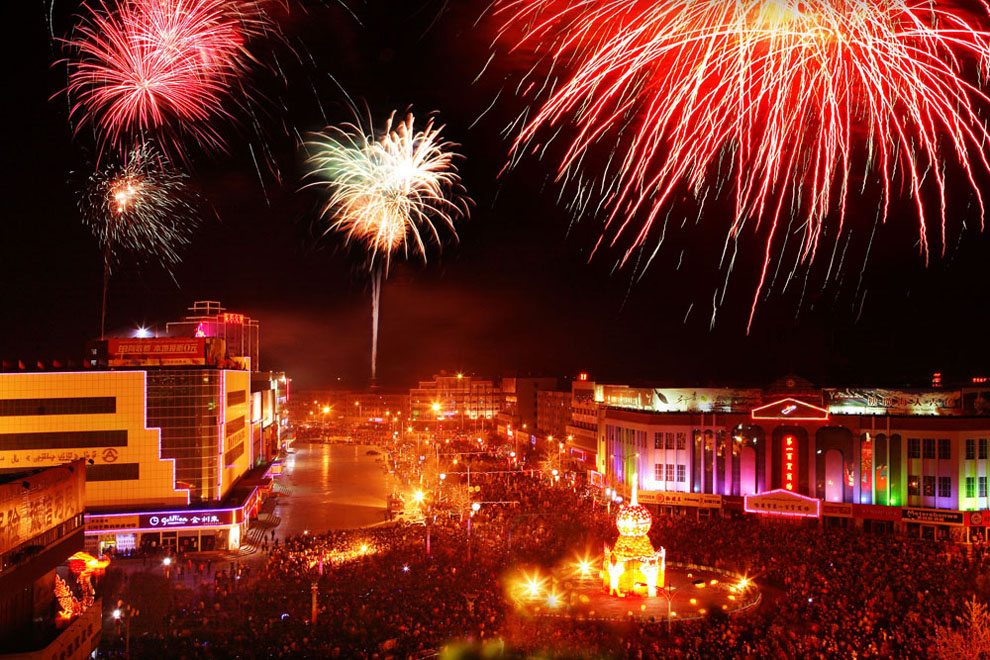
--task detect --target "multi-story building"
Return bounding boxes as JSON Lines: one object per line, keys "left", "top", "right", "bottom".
{"left": 595, "top": 375, "right": 990, "bottom": 540}
{"left": 537, "top": 389, "right": 571, "bottom": 440}
{"left": 166, "top": 301, "right": 260, "bottom": 370}
{"left": 0, "top": 304, "right": 288, "bottom": 554}
{"left": 497, "top": 377, "right": 559, "bottom": 439}
{"left": 0, "top": 461, "right": 102, "bottom": 660}
{"left": 409, "top": 372, "right": 502, "bottom": 433}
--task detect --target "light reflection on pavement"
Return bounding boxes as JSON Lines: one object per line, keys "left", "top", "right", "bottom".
{"left": 273, "top": 442, "right": 388, "bottom": 538}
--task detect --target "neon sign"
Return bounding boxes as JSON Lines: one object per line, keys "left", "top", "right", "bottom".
{"left": 751, "top": 397, "right": 829, "bottom": 421}
{"left": 223, "top": 313, "right": 245, "bottom": 324}
{"left": 783, "top": 435, "right": 796, "bottom": 492}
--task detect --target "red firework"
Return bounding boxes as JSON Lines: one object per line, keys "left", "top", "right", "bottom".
{"left": 493, "top": 1, "right": 990, "bottom": 328}
{"left": 64, "top": 0, "right": 269, "bottom": 154}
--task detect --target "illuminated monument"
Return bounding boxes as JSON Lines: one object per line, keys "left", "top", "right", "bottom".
{"left": 603, "top": 474, "right": 665, "bottom": 597}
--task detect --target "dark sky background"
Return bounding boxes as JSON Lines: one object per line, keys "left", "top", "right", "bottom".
{"left": 3, "top": 0, "right": 990, "bottom": 390}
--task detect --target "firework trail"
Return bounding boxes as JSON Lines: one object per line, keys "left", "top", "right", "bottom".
{"left": 304, "top": 111, "right": 470, "bottom": 381}
{"left": 80, "top": 143, "right": 202, "bottom": 336}
{"left": 492, "top": 0, "right": 990, "bottom": 329}
{"left": 62, "top": 0, "right": 275, "bottom": 156}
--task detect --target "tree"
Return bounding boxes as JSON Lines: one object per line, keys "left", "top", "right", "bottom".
{"left": 932, "top": 598, "right": 990, "bottom": 660}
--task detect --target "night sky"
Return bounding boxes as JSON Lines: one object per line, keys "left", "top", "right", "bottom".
{"left": 4, "top": 0, "right": 990, "bottom": 390}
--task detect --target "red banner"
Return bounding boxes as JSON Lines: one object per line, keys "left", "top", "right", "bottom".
{"left": 107, "top": 338, "right": 207, "bottom": 366}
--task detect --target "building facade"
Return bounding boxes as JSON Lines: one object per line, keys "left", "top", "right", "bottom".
{"left": 409, "top": 373, "right": 502, "bottom": 433}
{"left": 594, "top": 377, "right": 990, "bottom": 540}
{"left": 537, "top": 389, "right": 572, "bottom": 440}
{"left": 0, "top": 461, "right": 102, "bottom": 660}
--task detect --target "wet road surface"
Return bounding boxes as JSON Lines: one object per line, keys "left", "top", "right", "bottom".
{"left": 273, "top": 442, "right": 388, "bottom": 537}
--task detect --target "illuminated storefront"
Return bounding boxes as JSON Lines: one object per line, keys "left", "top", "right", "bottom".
{"left": 595, "top": 376, "right": 990, "bottom": 540}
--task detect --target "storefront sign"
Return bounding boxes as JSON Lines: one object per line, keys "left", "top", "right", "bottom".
{"left": 86, "top": 515, "right": 139, "bottom": 531}
{"left": 967, "top": 511, "right": 990, "bottom": 527}
{"left": 639, "top": 490, "right": 722, "bottom": 508}
{"left": 782, "top": 435, "right": 797, "bottom": 492}
{"left": 902, "top": 508, "right": 965, "bottom": 526}
{"left": 745, "top": 490, "right": 821, "bottom": 518}
{"left": 822, "top": 502, "right": 853, "bottom": 517}
{"left": 853, "top": 503, "right": 902, "bottom": 522}
{"left": 0, "top": 461, "right": 85, "bottom": 555}
{"left": 140, "top": 510, "right": 235, "bottom": 529}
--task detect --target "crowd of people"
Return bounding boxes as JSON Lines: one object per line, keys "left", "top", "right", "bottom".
{"left": 96, "top": 442, "right": 989, "bottom": 659}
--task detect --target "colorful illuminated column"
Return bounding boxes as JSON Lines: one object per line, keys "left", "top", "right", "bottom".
{"left": 783, "top": 434, "right": 796, "bottom": 492}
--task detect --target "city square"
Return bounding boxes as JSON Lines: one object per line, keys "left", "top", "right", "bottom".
{"left": 6, "top": 1, "right": 990, "bottom": 659}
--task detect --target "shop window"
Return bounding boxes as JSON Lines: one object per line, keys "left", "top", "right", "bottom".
{"left": 967, "top": 439, "right": 976, "bottom": 460}
{"left": 938, "top": 476, "right": 951, "bottom": 498}
{"left": 907, "top": 438, "right": 920, "bottom": 459}
{"left": 938, "top": 439, "right": 950, "bottom": 460}
{"left": 923, "top": 476, "right": 935, "bottom": 496}
{"left": 923, "top": 439, "right": 935, "bottom": 459}
{"left": 967, "top": 477, "right": 976, "bottom": 498}
{"left": 908, "top": 475, "right": 920, "bottom": 496}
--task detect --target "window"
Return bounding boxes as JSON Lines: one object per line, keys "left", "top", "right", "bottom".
{"left": 224, "top": 443, "right": 245, "bottom": 466}
{"left": 923, "top": 476, "right": 936, "bottom": 497}
{"left": 908, "top": 438, "right": 921, "bottom": 459}
{"left": 938, "top": 439, "right": 951, "bottom": 460}
{"left": 654, "top": 433, "right": 662, "bottom": 449}
{"left": 676, "top": 465, "right": 687, "bottom": 483}
{"left": 0, "top": 430, "right": 127, "bottom": 451}
{"left": 967, "top": 439, "right": 976, "bottom": 460}
{"left": 923, "top": 438, "right": 935, "bottom": 459}
{"left": 655, "top": 463, "right": 664, "bottom": 481}
{"left": 908, "top": 475, "right": 920, "bottom": 496}
{"left": 227, "top": 390, "right": 247, "bottom": 407}
{"left": 938, "top": 476, "right": 951, "bottom": 498}
{"left": 665, "top": 433, "right": 675, "bottom": 449}
{"left": 676, "top": 433, "right": 686, "bottom": 450}
{"left": 226, "top": 416, "right": 246, "bottom": 437}
{"left": 85, "top": 463, "right": 139, "bottom": 481}
{"left": 667, "top": 464, "right": 675, "bottom": 484}
{"left": 0, "top": 396, "right": 116, "bottom": 416}
{"left": 981, "top": 477, "right": 988, "bottom": 498}
{"left": 967, "top": 477, "right": 976, "bottom": 498}
{"left": 981, "top": 438, "right": 988, "bottom": 460}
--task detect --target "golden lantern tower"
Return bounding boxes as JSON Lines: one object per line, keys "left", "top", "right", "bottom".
{"left": 603, "top": 473, "right": 665, "bottom": 597}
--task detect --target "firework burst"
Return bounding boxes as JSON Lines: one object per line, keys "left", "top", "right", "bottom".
{"left": 492, "top": 0, "right": 990, "bottom": 328}
{"left": 305, "top": 112, "right": 470, "bottom": 270}
{"left": 304, "top": 111, "right": 470, "bottom": 381}
{"left": 80, "top": 143, "right": 202, "bottom": 334}
{"left": 63, "top": 0, "right": 274, "bottom": 155}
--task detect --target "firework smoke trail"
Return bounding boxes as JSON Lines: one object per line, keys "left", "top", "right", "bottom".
{"left": 63, "top": 0, "right": 274, "bottom": 156}
{"left": 80, "top": 143, "right": 202, "bottom": 336}
{"left": 492, "top": 0, "right": 990, "bottom": 330}
{"left": 304, "top": 112, "right": 470, "bottom": 381}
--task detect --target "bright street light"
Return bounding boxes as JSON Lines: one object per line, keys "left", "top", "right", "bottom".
{"left": 471, "top": 502, "right": 481, "bottom": 512}
{"left": 162, "top": 557, "right": 172, "bottom": 566}
{"left": 112, "top": 609, "right": 122, "bottom": 620}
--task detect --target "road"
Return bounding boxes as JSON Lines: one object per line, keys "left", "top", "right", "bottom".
{"left": 273, "top": 442, "right": 389, "bottom": 537}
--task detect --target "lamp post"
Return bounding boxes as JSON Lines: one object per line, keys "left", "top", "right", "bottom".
{"left": 112, "top": 601, "right": 135, "bottom": 658}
